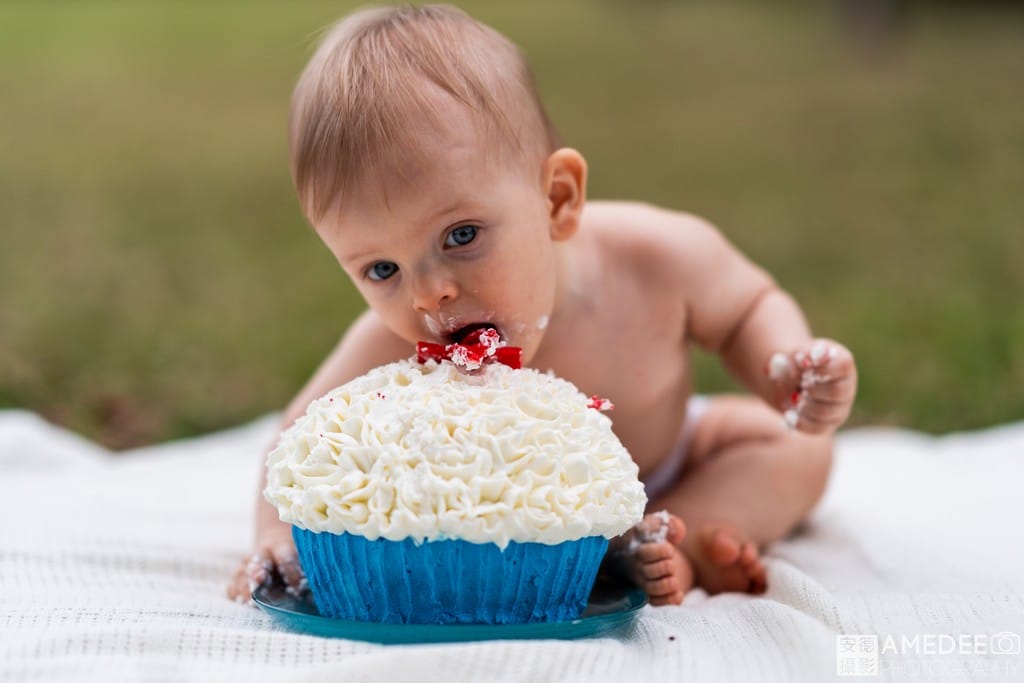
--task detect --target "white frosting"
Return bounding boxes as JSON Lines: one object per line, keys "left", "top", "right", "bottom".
{"left": 768, "top": 352, "right": 791, "bottom": 381}
{"left": 809, "top": 340, "right": 829, "bottom": 364}
{"left": 264, "top": 359, "right": 647, "bottom": 548}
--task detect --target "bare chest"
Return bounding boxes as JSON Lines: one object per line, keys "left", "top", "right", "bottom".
{"left": 528, "top": 277, "right": 692, "bottom": 475}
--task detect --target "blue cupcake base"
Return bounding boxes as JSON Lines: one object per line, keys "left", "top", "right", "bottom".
{"left": 292, "top": 528, "right": 609, "bottom": 625}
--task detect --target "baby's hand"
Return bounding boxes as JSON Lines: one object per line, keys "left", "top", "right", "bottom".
{"left": 765, "top": 339, "right": 857, "bottom": 435}
{"left": 226, "top": 526, "right": 306, "bottom": 604}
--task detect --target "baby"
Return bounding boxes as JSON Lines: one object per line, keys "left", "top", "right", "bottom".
{"left": 227, "top": 4, "right": 857, "bottom": 606}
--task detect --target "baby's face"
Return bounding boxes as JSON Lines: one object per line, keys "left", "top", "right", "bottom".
{"left": 313, "top": 109, "right": 564, "bottom": 364}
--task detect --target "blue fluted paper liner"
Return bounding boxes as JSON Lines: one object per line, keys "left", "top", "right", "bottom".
{"left": 292, "top": 528, "right": 609, "bottom": 625}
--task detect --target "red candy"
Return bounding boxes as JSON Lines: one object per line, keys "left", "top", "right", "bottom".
{"left": 491, "top": 347, "right": 523, "bottom": 368}
{"left": 416, "top": 341, "right": 448, "bottom": 364}
{"left": 460, "top": 327, "right": 501, "bottom": 349}
{"left": 587, "top": 396, "right": 614, "bottom": 412}
{"left": 416, "top": 340, "right": 522, "bottom": 370}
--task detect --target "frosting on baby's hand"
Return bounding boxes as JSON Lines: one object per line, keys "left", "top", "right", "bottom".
{"left": 766, "top": 339, "right": 856, "bottom": 434}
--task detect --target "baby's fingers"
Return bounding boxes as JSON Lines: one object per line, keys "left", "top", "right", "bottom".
{"left": 269, "top": 543, "right": 308, "bottom": 596}
{"left": 247, "top": 551, "right": 275, "bottom": 594}
{"left": 802, "top": 343, "right": 857, "bottom": 411}
{"left": 785, "top": 410, "right": 834, "bottom": 436}
{"left": 788, "top": 339, "right": 854, "bottom": 383}
{"left": 226, "top": 551, "right": 272, "bottom": 604}
{"left": 227, "top": 562, "right": 249, "bottom": 603}
{"left": 773, "top": 339, "right": 857, "bottom": 434}
{"left": 795, "top": 395, "right": 852, "bottom": 434}
{"left": 766, "top": 351, "right": 800, "bottom": 408}
{"left": 802, "top": 374, "right": 857, "bottom": 405}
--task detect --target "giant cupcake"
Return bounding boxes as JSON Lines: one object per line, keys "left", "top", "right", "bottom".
{"left": 263, "top": 331, "right": 646, "bottom": 625}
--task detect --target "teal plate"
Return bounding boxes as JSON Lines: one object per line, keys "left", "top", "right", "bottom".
{"left": 253, "top": 578, "right": 647, "bottom": 644}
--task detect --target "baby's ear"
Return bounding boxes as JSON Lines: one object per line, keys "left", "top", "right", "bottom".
{"left": 543, "top": 148, "right": 587, "bottom": 241}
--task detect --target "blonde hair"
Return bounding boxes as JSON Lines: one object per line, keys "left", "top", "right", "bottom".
{"left": 289, "top": 4, "right": 562, "bottom": 225}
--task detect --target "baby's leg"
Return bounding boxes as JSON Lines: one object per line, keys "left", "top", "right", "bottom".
{"left": 656, "top": 395, "right": 833, "bottom": 594}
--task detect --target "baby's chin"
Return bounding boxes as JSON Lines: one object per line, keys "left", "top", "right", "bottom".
{"left": 501, "top": 316, "right": 555, "bottom": 362}
{"left": 504, "top": 331, "right": 543, "bottom": 367}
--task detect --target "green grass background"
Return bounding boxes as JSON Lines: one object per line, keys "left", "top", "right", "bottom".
{"left": 1, "top": 1, "right": 1021, "bottom": 448}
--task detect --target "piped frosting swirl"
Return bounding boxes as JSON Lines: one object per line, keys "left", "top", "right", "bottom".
{"left": 264, "top": 358, "right": 646, "bottom": 548}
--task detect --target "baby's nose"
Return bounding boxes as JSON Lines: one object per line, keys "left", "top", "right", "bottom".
{"left": 411, "top": 270, "right": 458, "bottom": 313}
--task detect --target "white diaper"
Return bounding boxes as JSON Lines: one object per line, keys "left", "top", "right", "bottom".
{"left": 642, "top": 395, "right": 711, "bottom": 501}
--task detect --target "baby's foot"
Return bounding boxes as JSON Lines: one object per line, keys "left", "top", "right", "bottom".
{"left": 608, "top": 511, "right": 692, "bottom": 605}
{"left": 227, "top": 536, "right": 306, "bottom": 604}
{"left": 683, "top": 523, "right": 767, "bottom": 595}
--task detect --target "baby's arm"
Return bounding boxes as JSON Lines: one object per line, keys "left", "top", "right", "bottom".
{"left": 672, "top": 212, "right": 857, "bottom": 433}
{"left": 226, "top": 310, "right": 412, "bottom": 602}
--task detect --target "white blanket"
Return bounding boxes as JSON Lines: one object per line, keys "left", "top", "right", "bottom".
{"left": 2, "top": 410, "right": 1023, "bottom": 682}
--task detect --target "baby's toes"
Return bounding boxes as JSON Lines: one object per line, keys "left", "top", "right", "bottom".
{"left": 736, "top": 542, "right": 767, "bottom": 593}
{"left": 749, "top": 570, "right": 768, "bottom": 594}
{"left": 635, "top": 542, "right": 674, "bottom": 564}
{"left": 738, "top": 542, "right": 758, "bottom": 570}
{"left": 641, "top": 555, "right": 679, "bottom": 581}
{"left": 745, "top": 562, "right": 768, "bottom": 594}
{"left": 651, "top": 588, "right": 686, "bottom": 606}
{"left": 634, "top": 541, "right": 693, "bottom": 604}
{"left": 645, "top": 574, "right": 681, "bottom": 599}
{"left": 702, "top": 527, "right": 742, "bottom": 566}
{"left": 646, "top": 571, "right": 687, "bottom": 606}
{"left": 270, "top": 544, "right": 306, "bottom": 595}
{"left": 664, "top": 515, "right": 686, "bottom": 545}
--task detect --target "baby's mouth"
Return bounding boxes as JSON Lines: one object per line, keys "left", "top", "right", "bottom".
{"left": 446, "top": 322, "right": 502, "bottom": 345}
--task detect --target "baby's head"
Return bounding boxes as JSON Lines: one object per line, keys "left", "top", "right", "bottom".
{"left": 291, "top": 4, "right": 563, "bottom": 226}
{"left": 290, "top": 4, "right": 588, "bottom": 363}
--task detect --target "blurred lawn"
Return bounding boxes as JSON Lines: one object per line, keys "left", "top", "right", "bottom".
{"left": 1, "top": 1, "right": 1021, "bottom": 448}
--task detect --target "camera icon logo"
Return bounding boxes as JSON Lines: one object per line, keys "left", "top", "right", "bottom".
{"left": 991, "top": 632, "right": 1021, "bottom": 655}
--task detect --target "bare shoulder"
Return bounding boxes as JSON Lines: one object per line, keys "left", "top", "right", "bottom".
{"left": 582, "top": 200, "right": 775, "bottom": 349}
{"left": 582, "top": 200, "right": 729, "bottom": 285}
{"left": 337, "top": 309, "right": 415, "bottom": 368}
{"left": 583, "top": 199, "right": 709, "bottom": 233}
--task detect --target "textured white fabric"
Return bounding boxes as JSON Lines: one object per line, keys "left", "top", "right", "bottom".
{"left": 2, "top": 409, "right": 1023, "bottom": 682}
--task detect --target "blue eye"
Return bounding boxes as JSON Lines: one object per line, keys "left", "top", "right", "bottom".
{"left": 367, "top": 261, "right": 398, "bottom": 281}
{"left": 445, "top": 225, "right": 478, "bottom": 247}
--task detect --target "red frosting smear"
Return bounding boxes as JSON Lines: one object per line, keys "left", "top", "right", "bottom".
{"left": 587, "top": 396, "right": 615, "bottom": 411}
